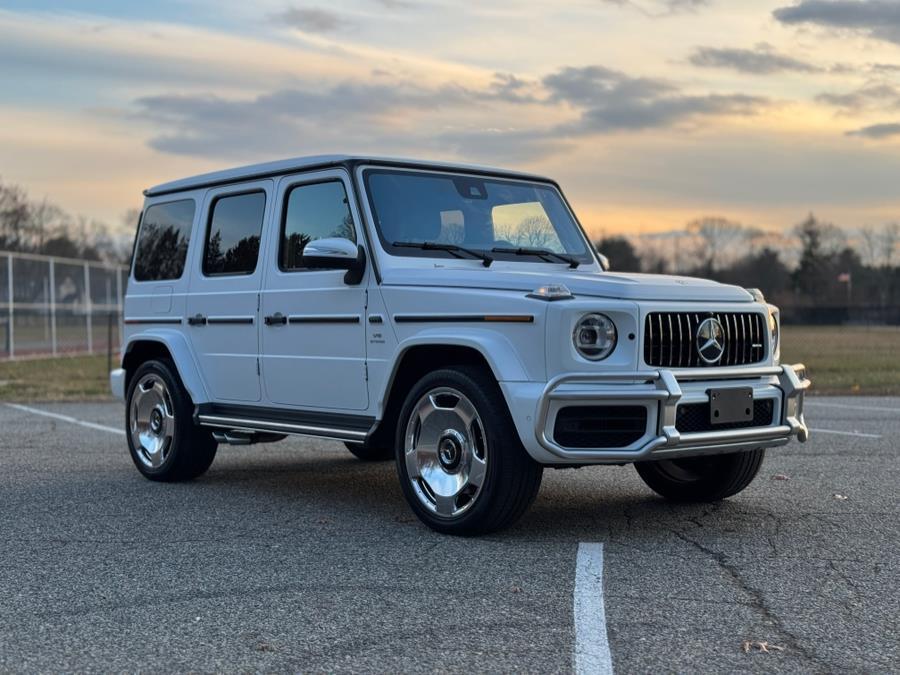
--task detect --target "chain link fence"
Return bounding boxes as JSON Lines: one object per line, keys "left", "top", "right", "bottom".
{"left": 0, "top": 251, "right": 126, "bottom": 361}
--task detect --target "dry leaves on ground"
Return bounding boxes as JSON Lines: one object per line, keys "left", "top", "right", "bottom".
{"left": 741, "top": 640, "right": 785, "bottom": 654}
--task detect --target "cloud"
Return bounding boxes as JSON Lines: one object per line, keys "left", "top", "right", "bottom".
{"left": 603, "top": 0, "right": 710, "bottom": 11}
{"left": 130, "top": 77, "right": 524, "bottom": 159}
{"left": 374, "top": 0, "right": 417, "bottom": 8}
{"left": 846, "top": 122, "right": 900, "bottom": 139}
{"left": 129, "top": 65, "right": 767, "bottom": 164}
{"left": 816, "top": 83, "right": 900, "bottom": 111}
{"left": 689, "top": 45, "right": 821, "bottom": 74}
{"left": 543, "top": 65, "right": 766, "bottom": 134}
{"left": 274, "top": 7, "right": 348, "bottom": 32}
{"left": 774, "top": 1, "right": 900, "bottom": 45}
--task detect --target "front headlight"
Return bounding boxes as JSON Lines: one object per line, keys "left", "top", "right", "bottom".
{"left": 573, "top": 313, "right": 617, "bottom": 361}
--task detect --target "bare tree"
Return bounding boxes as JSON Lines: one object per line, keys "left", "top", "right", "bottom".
{"left": 516, "top": 216, "right": 556, "bottom": 248}
{"left": 687, "top": 216, "right": 748, "bottom": 273}
{"left": 858, "top": 225, "right": 882, "bottom": 267}
{"left": 882, "top": 222, "right": 899, "bottom": 268}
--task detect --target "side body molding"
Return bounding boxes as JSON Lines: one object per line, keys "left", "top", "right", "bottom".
{"left": 122, "top": 329, "right": 211, "bottom": 404}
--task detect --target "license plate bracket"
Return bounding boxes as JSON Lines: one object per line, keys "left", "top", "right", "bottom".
{"left": 708, "top": 387, "right": 754, "bottom": 425}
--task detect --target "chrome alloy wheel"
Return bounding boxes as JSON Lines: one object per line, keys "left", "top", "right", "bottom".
{"left": 129, "top": 373, "right": 176, "bottom": 469}
{"left": 404, "top": 387, "right": 488, "bottom": 518}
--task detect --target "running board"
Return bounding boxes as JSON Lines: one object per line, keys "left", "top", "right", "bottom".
{"left": 195, "top": 403, "right": 375, "bottom": 443}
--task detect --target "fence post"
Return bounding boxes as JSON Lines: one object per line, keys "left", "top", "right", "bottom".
{"left": 107, "top": 311, "right": 113, "bottom": 375}
{"left": 116, "top": 267, "right": 123, "bottom": 353}
{"left": 6, "top": 253, "right": 12, "bottom": 359}
{"left": 49, "top": 257, "right": 57, "bottom": 356}
{"left": 84, "top": 262, "right": 93, "bottom": 354}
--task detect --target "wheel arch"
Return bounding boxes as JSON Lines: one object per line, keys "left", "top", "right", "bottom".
{"left": 369, "top": 336, "right": 527, "bottom": 449}
{"left": 122, "top": 332, "right": 209, "bottom": 404}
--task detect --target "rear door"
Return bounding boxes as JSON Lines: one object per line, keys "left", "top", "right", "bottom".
{"left": 186, "top": 181, "right": 273, "bottom": 402}
{"left": 260, "top": 169, "right": 369, "bottom": 411}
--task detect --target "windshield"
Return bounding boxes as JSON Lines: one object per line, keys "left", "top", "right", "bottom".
{"left": 363, "top": 168, "right": 595, "bottom": 265}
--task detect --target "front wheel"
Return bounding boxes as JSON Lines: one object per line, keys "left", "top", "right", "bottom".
{"left": 634, "top": 449, "right": 765, "bottom": 502}
{"left": 126, "top": 359, "right": 218, "bottom": 482}
{"left": 395, "top": 366, "right": 543, "bottom": 535}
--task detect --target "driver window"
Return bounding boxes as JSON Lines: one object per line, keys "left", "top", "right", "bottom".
{"left": 279, "top": 180, "right": 356, "bottom": 271}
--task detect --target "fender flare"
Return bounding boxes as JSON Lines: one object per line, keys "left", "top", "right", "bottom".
{"left": 375, "top": 327, "right": 534, "bottom": 412}
{"left": 122, "top": 329, "right": 210, "bottom": 404}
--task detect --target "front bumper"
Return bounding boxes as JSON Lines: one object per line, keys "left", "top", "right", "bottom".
{"left": 532, "top": 364, "right": 810, "bottom": 462}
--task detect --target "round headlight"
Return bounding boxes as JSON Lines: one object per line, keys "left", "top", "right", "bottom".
{"left": 573, "top": 313, "right": 617, "bottom": 361}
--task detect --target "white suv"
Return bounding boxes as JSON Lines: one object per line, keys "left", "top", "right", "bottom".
{"left": 111, "top": 155, "right": 810, "bottom": 535}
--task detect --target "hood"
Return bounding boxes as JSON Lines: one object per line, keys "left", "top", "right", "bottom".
{"left": 380, "top": 266, "right": 753, "bottom": 303}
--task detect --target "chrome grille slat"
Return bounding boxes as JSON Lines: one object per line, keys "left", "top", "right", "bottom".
{"left": 644, "top": 311, "right": 767, "bottom": 368}
{"left": 667, "top": 314, "right": 674, "bottom": 367}
{"left": 740, "top": 314, "right": 748, "bottom": 363}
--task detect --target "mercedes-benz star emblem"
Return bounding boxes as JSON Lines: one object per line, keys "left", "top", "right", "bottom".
{"left": 696, "top": 317, "right": 725, "bottom": 364}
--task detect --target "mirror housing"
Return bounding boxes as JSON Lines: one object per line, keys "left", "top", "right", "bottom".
{"left": 596, "top": 252, "right": 610, "bottom": 271}
{"left": 301, "top": 237, "right": 366, "bottom": 284}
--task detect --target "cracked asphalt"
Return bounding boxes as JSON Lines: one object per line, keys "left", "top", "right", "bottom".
{"left": 0, "top": 398, "right": 897, "bottom": 673}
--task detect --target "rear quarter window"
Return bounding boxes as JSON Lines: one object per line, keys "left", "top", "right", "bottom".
{"left": 133, "top": 199, "right": 195, "bottom": 282}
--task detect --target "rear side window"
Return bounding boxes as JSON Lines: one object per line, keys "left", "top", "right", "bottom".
{"left": 280, "top": 181, "right": 355, "bottom": 271}
{"left": 133, "top": 199, "right": 195, "bottom": 281}
{"left": 203, "top": 191, "right": 266, "bottom": 276}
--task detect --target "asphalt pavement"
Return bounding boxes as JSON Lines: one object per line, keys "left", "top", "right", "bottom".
{"left": 0, "top": 398, "right": 897, "bottom": 673}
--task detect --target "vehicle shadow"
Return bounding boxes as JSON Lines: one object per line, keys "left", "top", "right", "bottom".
{"left": 192, "top": 450, "right": 772, "bottom": 545}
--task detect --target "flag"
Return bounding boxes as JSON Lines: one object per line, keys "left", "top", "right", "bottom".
{"left": 837, "top": 272, "right": 851, "bottom": 283}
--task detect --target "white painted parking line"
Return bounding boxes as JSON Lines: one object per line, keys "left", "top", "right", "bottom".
{"left": 808, "top": 427, "right": 882, "bottom": 439}
{"left": 805, "top": 401, "right": 899, "bottom": 414}
{"left": 4, "top": 403, "right": 124, "bottom": 436}
{"left": 574, "top": 542, "right": 613, "bottom": 675}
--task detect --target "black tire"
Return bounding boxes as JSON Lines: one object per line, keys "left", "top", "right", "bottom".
{"left": 125, "top": 358, "right": 218, "bottom": 482}
{"left": 634, "top": 449, "right": 765, "bottom": 502}
{"left": 343, "top": 441, "right": 393, "bottom": 462}
{"left": 395, "top": 366, "right": 543, "bottom": 536}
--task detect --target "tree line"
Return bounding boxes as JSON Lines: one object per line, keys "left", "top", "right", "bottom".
{"left": 596, "top": 215, "right": 900, "bottom": 321}
{"left": 0, "top": 177, "right": 133, "bottom": 262}
{"left": 4, "top": 175, "right": 899, "bottom": 320}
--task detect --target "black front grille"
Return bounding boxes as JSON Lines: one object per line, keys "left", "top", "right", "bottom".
{"left": 676, "top": 399, "right": 775, "bottom": 433}
{"left": 644, "top": 312, "right": 767, "bottom": 368}
{"left": 553, "top": 406, "right": 648, "bottom": 448}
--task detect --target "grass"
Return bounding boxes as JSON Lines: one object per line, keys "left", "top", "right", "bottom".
{"left": 0, "top": 354, "right": 114, "bottom": 402}
{"left": 780, "top": 325, "right": 900, "bottom": 396}
{"left": 0, "top": 325, "right": 897, "bottom": 401}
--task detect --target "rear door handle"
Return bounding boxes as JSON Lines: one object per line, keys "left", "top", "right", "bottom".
{"left": 264, "top": 312, "right": 287, "bottom": 326}
{"left": 188, "top": 313, "right": 207, "bottom": 326}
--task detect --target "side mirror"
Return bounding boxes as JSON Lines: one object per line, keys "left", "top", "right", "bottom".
{"left": 301, "top": 237, "right": 366, "bottom": 284}
{"left": 597, "top": 252, "right": 611, "bottom": 271}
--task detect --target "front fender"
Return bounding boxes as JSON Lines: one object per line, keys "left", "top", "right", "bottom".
{"left": 122, "top": 329, "right": 210, "bottom": 404}
{"left": 398, "top": 328, "right": 533, "bottom": 382}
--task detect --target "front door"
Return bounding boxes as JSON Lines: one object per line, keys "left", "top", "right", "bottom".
{"left": 186, "top": 181, "right": 272, "bottom": 402}
{"left": 260, "top": 170, "right": 369, "bottom": 411}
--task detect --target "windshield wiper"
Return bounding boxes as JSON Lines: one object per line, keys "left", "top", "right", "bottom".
{"left": 491, "top": 246, "right": 579, "bottom": 268}
{"left": 393, "top": 241, "right": 493, "bottom": 267}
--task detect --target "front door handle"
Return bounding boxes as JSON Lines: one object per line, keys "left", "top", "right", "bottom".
{"left": 188, "top": 313, "right": 207, "bottom": 326}
{"left": 264, "top": 312, "right": 287, "bottom": 326}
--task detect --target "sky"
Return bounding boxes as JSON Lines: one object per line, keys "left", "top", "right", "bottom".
{"left": 4, "top": 0, "right": 900, "bottom": 239}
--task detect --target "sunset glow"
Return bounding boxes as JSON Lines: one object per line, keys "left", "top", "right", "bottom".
{"left": 4, "top": 1, "right": 900, "bottom": 238}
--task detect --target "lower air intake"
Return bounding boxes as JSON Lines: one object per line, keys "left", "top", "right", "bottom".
{"left": 553, "top": 405, "right": 648, "bottom": 448}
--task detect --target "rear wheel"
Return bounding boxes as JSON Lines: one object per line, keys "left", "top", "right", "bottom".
{"left": 126, "top": 359, "right": 218, "bottom": 482}
{"left": 635, "top": 449, "right": 765, "bottom": 502}
{"left": 395, "top": 366, "right": 543, "bottom": 535}
{"left": 343, "top": 441, "right": 393, "bottom": 462}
